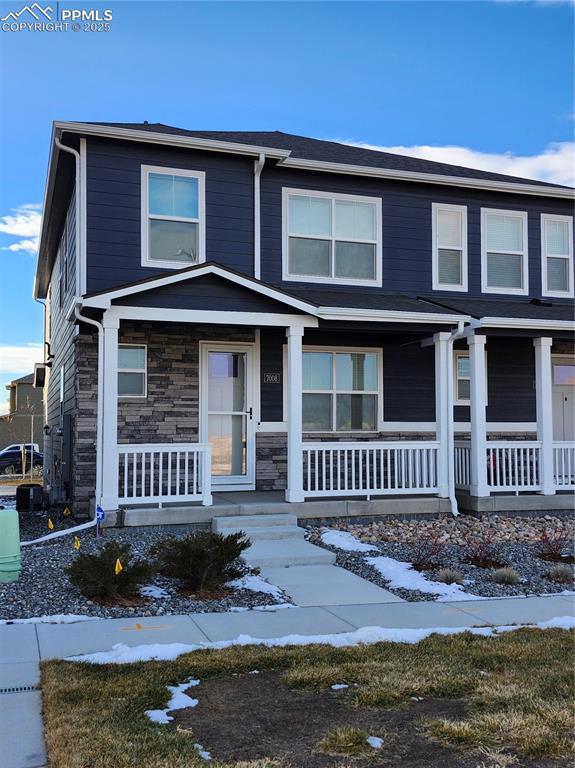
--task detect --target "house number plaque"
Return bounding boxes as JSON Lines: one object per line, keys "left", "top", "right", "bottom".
{"left": 263, "top": 372, "right": 281, "bottom": 384}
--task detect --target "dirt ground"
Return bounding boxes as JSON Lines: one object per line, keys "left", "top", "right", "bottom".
{"left": 172, "top": 670, "right": 566, "bottom": 768}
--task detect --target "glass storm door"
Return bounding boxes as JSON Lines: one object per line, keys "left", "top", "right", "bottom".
{"left": 201, "top": 345, "right": 255, "bottom": 487}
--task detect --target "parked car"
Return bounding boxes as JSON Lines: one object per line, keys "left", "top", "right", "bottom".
{"left": 0, "top": 447, "right": 43, "bottom": 474}
{"left": 1, "top": 443, "right": 40, "bottom": 453}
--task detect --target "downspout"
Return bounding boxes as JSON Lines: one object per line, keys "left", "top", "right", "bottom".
{"left": 446, "top": 318, "right": 481, "bottom": 516}
{"left": 54, "top": 137, "right": 82, "bottom": 298}
{"left": 74, "top": 307, "right": 104, "bottom": 509}
{"left": 254, "top": 152, "right": 265, "bottom": 280}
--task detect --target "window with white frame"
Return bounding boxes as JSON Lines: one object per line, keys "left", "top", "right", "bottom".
{"left": 283, "top": 189, "right": 381, "bottom": 285}
{"left": 118, "top": 345, "right": 147, "bottom": 397}
{"left": 302, "top": 349, "right": 380, "bottom": 432}
{"left": 481, "top": 209, "right": 528, "bottom": 295}
{"left": 453, "top": 351, "right": 488, "bottom": 406}
{"left": 432, "top": 203, "right": 467, "bottom": 291}
{"left": 141, "top": 165, "right": 205, "bottom": 269}
{"left": 541, "top": 214, "right": 574, "bottom": 297}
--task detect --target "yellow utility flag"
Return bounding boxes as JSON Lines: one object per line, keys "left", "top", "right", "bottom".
{"left": 63, "top": 506, "right": 71, "bottom": 517}
{"left": 74, "top": 536, "right": 81, "bottom": 550}
{"left": 115, "top": 558, "right": 123, "bottom": 576}
{"left": 47, "top": 518, "right": 54, "bottom": 530}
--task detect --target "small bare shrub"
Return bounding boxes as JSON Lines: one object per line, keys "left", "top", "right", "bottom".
{"left": 462, "top": 529, "right": 504, "bottom": 568}
{"left": 545, "top": 563, "right": 573, "bottom": 584}
{"left": 536, "top": 529, "right": 574, "bottom": 563}
{"left": 490, "top": 567, "right": 520, "bottom": 585}
{"left": 411, "top": 533, "right": 447, "bottom": 570}
{"left": 435, "top": 568, "right": 465, "bottom": 585}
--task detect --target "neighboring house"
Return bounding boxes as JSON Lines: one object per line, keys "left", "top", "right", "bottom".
{"left": 0, "top": 374, "right": 44, "bottom": 453}
{"left": 33, "top": 122, "right": 574, "bottom": 519}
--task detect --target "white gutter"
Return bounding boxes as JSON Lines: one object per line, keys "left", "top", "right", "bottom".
{"left": 477, "top": 317, "right": 575, "bottom": 331}
{"left": 254, "top": 152, "right": 265, "bottom": 279}
{"left": 74, "top": 307, "right": 104, "bottom": 509}
{"left": 54, "top": 137, "right": 82, "bottom": 298}
{"left": 317, "top": 306, "right": 471, "bottom": 325}
{"left": 278, "top": 157, "right": 575, "bottom": 200}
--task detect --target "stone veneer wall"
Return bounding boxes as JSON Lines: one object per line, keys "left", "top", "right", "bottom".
{"left": 72, "top": 322, "right": 254, "bottom": 515}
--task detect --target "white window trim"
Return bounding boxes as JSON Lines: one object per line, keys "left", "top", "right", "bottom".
{"left": 453, "top": 350, "right": 488, "bottom": 406}
{"left": 282, "top": 344, "right": 384, "bottom": 433}
{"left": 118, "top": 343, "right": 147, "bottom": 399}
{"left": 432, "top": 202, "right": 468, "bottom": 292}
{"left": 541, "top": 213, "right": 574, "bottom": 299}
{"left": 481, "top": 208, "right": 529, "bottom": 296}
{"left": 281, "top": 187, "right": 383, "bottom": 287}
{"left": 141, "top": 164, "right": 206, "bottom": 270}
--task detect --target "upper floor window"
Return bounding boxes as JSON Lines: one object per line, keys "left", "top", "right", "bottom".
{"left": 481, "top": 208, "right": 528, "bottom": 295}
{"left": 541, "top": 214, "right": 574, "bottom": 298}
{"left": 432, "top": 203, "right": 467, "bottom": 291}
{"left": 283, "top": 189, "right": 382, "bottom": 286}
{"left": 302, "top": 349, "right": 381, "bottom": 432}
{"left": 141, "top": 165, "right": 205, "bottom": 269}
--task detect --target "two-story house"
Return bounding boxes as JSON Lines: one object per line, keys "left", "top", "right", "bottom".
{"left": 33, "top": 122, "right": 574, "bottom": 522}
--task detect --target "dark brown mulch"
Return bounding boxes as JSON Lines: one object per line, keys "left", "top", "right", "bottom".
{"left": 171, "top": 670, "right": 562, "bottom": 768}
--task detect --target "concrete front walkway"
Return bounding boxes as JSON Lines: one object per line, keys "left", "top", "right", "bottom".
{"left": 1, "top": 593, "right": 573, "bottom": 768}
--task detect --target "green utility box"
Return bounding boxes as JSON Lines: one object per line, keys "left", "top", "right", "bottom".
{"left": 0, "top": 506, "right": 21, "bottom": 583}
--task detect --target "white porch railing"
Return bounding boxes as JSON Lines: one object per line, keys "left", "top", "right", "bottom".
{"left": 302, "top": 441, "right": 439, "bottom": 498}
{"left": 553, "top": 442, "right": 575, "bottom": 488}
{"left": 454, "top": 441, "right": 471, "bottom": 489}
{"left": 455, "top": 440, "right": 542, "bottom": 492}
{"left": 118, "top": 443, "right": 212, "bottom": 506}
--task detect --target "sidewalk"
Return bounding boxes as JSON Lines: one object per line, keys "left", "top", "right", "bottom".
{"left": 1, "top": 593, "right": 574, "bottom": 768}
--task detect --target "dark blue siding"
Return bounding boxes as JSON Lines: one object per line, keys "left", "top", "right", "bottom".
{"left": 260, "top": 165, "right": 574, "bottom": 301}
{"left": 86, "top": 138, "right": 255, "bottom": 294}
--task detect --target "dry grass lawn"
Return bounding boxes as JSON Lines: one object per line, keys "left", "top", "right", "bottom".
{"left": 41, "top": 628, "right": 574, "bottom": 768}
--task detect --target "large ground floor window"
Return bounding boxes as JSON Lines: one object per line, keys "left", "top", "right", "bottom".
{"left": 302, "top": 348, "right": 381, "bottom": 432}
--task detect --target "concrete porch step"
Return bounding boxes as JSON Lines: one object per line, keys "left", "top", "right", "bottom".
{"left": 243, "top": 539, "right": 337, "bottom": 568}
{"left": 218, "top": 525, "right": 306, "bottom": 542}
{"left": 213, "top": 513, "right": 298, "bottom": 531}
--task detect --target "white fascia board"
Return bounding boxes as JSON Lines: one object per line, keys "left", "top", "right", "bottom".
{"left": 478, "top": 317, "right": 575, "bottom": 331}
{"left": 82, "top": 264, "right": 319, "bottom": 316}
{"left": 106, "top": 306, "right": 319, "bottom": 328}
{"left": 34, "top": 123, "right": 59, "bottom": 299}
{"left": 54, "top": 122, "right": 291, "bottom": 159}
{"left": 317, "top": 306, "right": 470, "bottom": 324}
{"left": 279, "top": 157, "right": 575, "bottom": 200}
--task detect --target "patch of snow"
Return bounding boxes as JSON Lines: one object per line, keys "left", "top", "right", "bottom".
{"left": 0, "top": 614, "right": 99, "bottom": 625}
{"left": 331, "top": 683, "right": 349, "bottom": 690}
{"left": 320, "top": 529, "right": 378, "bottom": 553}
{"left": 140, "top": 584, "right": 170, "bottom": 599}
{"left": 366, "top": 555, "right": 484, "bottom": 601}
{"left": 253, "top": 602, "right": 294, "bottom": 611}
{"left": 194, "top": 743, "right": 212, "bottom": 761}
{"left": 226, "top": 573, "right": 284, "bottom": 599}
{"left": 145, "top": 677, "right": 200, "bottom": 724}
{"left": 248, "top": 669, "right": 260, "bottom": 674}
{"left": 65, "top": 616, "right": 575, "bottom": 665}
{"left": 367, "top": 735, "right": 383, "bottom": 749}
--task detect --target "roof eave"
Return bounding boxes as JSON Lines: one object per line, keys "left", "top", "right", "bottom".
{"left": 279, "top": 157, "right": 575, "bottom": 199}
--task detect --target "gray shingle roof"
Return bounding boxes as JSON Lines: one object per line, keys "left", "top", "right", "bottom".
{"left": 86, "top": 123, "right": 568, "bottom": 189}
{"left": 420, "top": 296, "right": 575, "bottom": 322}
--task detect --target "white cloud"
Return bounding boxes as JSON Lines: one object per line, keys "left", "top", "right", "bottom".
{"left": 334, "top": 141, "right": 575, "bottom": 187}
{"left": 0, "top": 203, "right": 42, "bottom": 257}
{"left": 0, "top": 344, "right": 43, "bottom": 375}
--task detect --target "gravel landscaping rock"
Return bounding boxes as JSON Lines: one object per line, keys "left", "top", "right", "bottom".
{"left": 0, "top": 500, "right": 292, "bottom": 621}
{"left": 306, "top": 514, "right": 575, "bottom": 602}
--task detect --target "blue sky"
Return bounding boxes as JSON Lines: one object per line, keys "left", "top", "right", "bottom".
{"left": 0, "top": 0, "right": 573, "bottom": 412}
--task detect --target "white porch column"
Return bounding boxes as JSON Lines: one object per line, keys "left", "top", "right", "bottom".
{"left": 534, "top": 337, "right": 555, "bottom": 495}
{"left": 468, "top": 333, "right": 489, "bottom": 497}
{"left": 434, "top": 332, "right": 450, "bottom": 498}
{"left": 100, "top": 313, "right": 119, "bottom": 511}
{"left": 285, "top": 325, "right": 304, "bottom": 502}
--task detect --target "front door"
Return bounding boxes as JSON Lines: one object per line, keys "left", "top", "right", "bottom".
{"left": 200, "top": 343, "right": 255, "bottom": 489}
{"left": 552, "top": 358, "right": 575, "bottom": 441}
